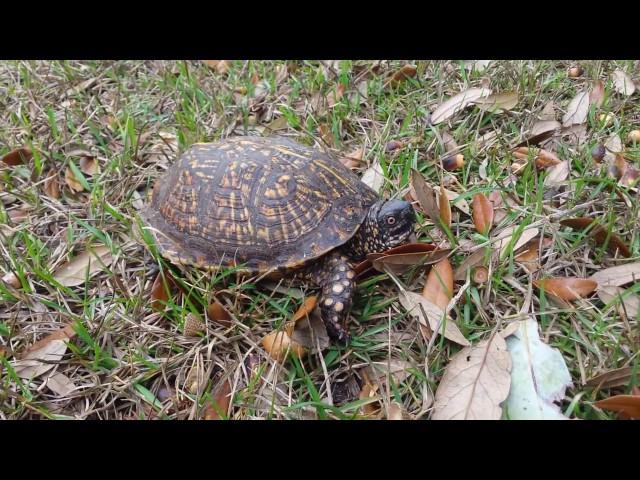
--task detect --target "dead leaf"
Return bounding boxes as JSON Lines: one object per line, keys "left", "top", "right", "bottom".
{"left": 53, "top": 245, "right": 113, "bottom": 287}
{"left": 361, "top": 161, "right": 385, "bottom": 193}
{"left": 13, "top": 324, "right": 76, "bottom": 380}
{"left": 79, "top": 157, "right": 99, "bottom": 176}
{"left": 512, "top": 147, "right": 561, "bottom": 169}
{"left": 399, "top": 290, "right": 470, "bottom": 347}
{"left": 590, "top": 80, "right": 605, "bottom": 107}
{"left": 203, "top": 60, "right": 231, "bottom": 75}
{"left": 514, "top": 237, "right": 553, "bottom": 273}
{"left": 432, "top": 333, "right": 511, "bottom": 420}
{"left": 495, "top": 226, "right": 540, "bottom": 259}
{"left": 439, "top": 186, "right": 451, "bottom": 229}
{"left": 64, "top": 167, "right": 84, "bottom": 193}
{"left": 207, "top": 297, "right": 233, "bottom": 327}
{"left": 472, "top": 193, "right": 494, "bottom": 235}
{"left": 422, "top": 258, "right": 453, "bottom": 311}
{"left": 533, "top": 277, "right": 598, "bottom": 301}
{"left": 463, "top": 60, "right": 491, "bottom": 72}
{"left": 150, "top": 271, "right": 179, "bottom": 312}
{"left": 46, "top": 372, "right": 77, "bottom": 397}
{"left": 2, "top": 272, "right": 20, "bottom": 289}
{"left": 531, "top": 120, "right": 561, "bottom": 137}
{"left": 262, "top": 326, "right": 306, "bottom": 363}
{"left": 560, "top": 218, "right": 631, "bottom": 258}
{"left": 340, "top": 147, "right": 365, "bottom": 169}
{"left": 430, "top": 88, "right": 492, "bottom": 125}
{"left": 611, "top": 69, "right": 636, "bottom": 96}
{"left": 357, "top": 242, "right": 437, "bottom": 276}
{"left": 594, "top": 394, "right": 640, "bottom": 418}
{"left": 410, "top": 169, "right": 440, "bottom": 228}
{"left": 562, "top": 90, "right": 590, "bottom": 127}
{"left": 590, "top": 262, "right": 640, "bottom": 287}
{"left": 327, "top": 83, "right": 346, "bottom": 107}
{"left": 540, "top": 101, "right": 556, "bottom": 121}
{"left": 203, "top": 378, "right": 233, "bottom": 420}
{"left": 386, "top": 402, "right": 405, "bottom": 420}
{"left": 43, "top": 170, "right": 60, "bottom": 199}
{"left": 545, "top": 160, "right": 570, "bottom": 185}
{"left": 370, "top": 249, "right": 451, "bottom": 276}
{"left": 596, "top": 285, "right": 640, "bottom": 319}
{"left": 2, "top": 147, "right": 32, "bottom": 166}
{"left": 292, "top": 296, "right": 318, "bottom": 323}
{"left": 291, "top": 308, "right": 330, "bottom": 351}
{"left": 586, "top": 366, "right": 637, "bottom": 389}
{"left": 385, "top": 64, "right": 417, "bottom": 88}
{"left": 473, "top": 91, "right": 518, "bottom": 112}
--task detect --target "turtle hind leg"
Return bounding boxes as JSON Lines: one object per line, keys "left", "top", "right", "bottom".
{"left": 311, "top": 251, "right": 356, "bottom": 345}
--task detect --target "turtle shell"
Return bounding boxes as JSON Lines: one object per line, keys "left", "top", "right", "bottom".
{"left": 143, "top": 136, "right": 379, "bottom": 274}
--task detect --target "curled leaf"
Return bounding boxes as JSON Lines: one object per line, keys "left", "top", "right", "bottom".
{"left": 203, "top": 378, "right": 233, "bottom": 420}
{"left": 2, "top": 147, "right": 32, "bottom": 166}
{"left": 207, "top": 297, "right": 233, "bottom": 327}
{"left": 385, "top": 64, "right": 417, "bottom": 88}
{"left": 430, "top": 88, "right": 492, "bottom": 125}
{"left": 560, "top": 218, "right": 631, "bottom": 258}
{"left": 473, "top": 91, "right": 518, "bottom": 112}
{"left": 422, "top": 258, "right": 453, "bottom": 311}
{"left": 594, "top": 394, "right": 640, "bottom": 419}
{"left": 438, "top": 185, "right": 451, "bottom": 229}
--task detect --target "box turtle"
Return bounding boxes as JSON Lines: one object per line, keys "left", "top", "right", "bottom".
{"left": 143, "top": 136, "right": 416, "bottom": 344}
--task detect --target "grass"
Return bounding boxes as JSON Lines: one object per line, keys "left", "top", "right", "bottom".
{"left": 1, "top": 60, "right": 639, "bottom": 420}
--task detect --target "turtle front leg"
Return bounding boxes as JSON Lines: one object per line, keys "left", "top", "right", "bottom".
{"left": 312, "top": 251, "right": 356, "bottom": 345}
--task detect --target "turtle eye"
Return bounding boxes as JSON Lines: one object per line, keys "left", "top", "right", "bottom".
{"left": 386, "top": 216, "right": 396, "bottom": 225}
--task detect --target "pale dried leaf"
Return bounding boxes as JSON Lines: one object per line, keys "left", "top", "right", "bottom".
{"left": 597, "top": 285, "right": 640, "bottom": 319}
{"left": 64, "top": 167, "right": 84, "bottom": 193}
{"left": 503, "top": 319, "right": 572, "bottom": 420}
{"left": 361, "top": 161, "right": 385, "bottom": 193}
{"left": 46, "top": 372, "right": 77, "bottom": 396}
{"left": 432, "top": 333, "right": 511, "bottom": 420}
{"left": 544, "top": 160, "right": 570, "bottom": 186}
{"left": 590, "top": 262, "right": 640, "bottom": 287}
{"left": 474, "top": 91, "right": 519, "bottom": 112}
{"left": 562, "top": 90, "right": 589, "bottom": 127}
{"left": 586, "top": 366, "right": 637, "bottom": 389}
{"left": 462, "top": 60, "right": 491, "bottom": 72}
{"left": 79, "top": 157, "right": 99, "bottom": 176}
{"left": 430, "top": 88, "right": 492, "bottom": 125}
{"left": 13, "top": 325, "right": 76, "bottom": 380}
{"left": 540, "top": 101, "right": 556, "bottom": 121}
{"left": 495, "top": 226, "right": 540, "bottom": 259}
{"left": 399, "top": 290, "right": 470, "bottom": 346}
{"left": 53, "top": 245, "right": 113, "bottom": 287}
{"left": 531, "top": 120, "right": 561, "bottom": 137}
{"left": 612, "top": 69, "right": 636, "bottom": 96}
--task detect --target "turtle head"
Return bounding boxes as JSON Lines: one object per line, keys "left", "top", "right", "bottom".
{"left": 356, "top": 199, "right": 416, "bottom": 255}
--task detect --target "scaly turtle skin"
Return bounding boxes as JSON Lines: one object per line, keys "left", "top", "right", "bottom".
{"left": 143, "top": 136, "right": 416, "bottom": 343}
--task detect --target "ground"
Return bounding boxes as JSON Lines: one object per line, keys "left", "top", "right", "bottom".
{"left": 0, "top": 60, "right": 638, "bottom": 420}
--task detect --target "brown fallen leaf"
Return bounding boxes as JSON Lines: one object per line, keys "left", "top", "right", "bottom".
{"left": 562, "top": 90, "right": 590, "bottom": 127}
{"left": 514, "top": 237, "right": 553, "bottom": 273}
{"left": 439, "top": 184, "right": 451, "bottom": 229}
{"left": 472, "top": 193, "right": 494, "bottom": 235}
{"left": 560, "top": 218, "right": 631, "bottom": 258}
{"left": 292, "top": 296, "right": 318, "bottom": 323}
{"left": 45, "top": 371, "right": 77, "bottom": 397}
{"left": 327, "top": 83, "right": 346, "bottom": 107}
{"left": 359, "top": 372, "right": 382, "bottom": 418}
{"left": 43, "top": 170, "right": 60, "bottom": 199}
{"left": 203, "top": 60, "right": 231, "bottom": 75}
{"left": 512, "top": 147, "right": 560, "bottom": 169}
{"left": 432, "top": 333, "right": 512, "bottom": 420}
{"left": 386, "top": 401, "right": 405, "bottom": 420}
{"left": 64, "top": 167, "right": 84, "bottom": 193}
{"left": 590, "top": 262, "right": 640, "bottom": 287}
{"left": 587, "top": 366, "right": 637, "bottom": 389}
{"left": 385, "top": 64, "right": 417, "bottom": 88}
{"left": 473, "top": 91, "right": 518, "bottom": 112}
{"left": 262, "top": 326, "right": 306, "bottom": 363}
{"left": 53, "top": 245, "right": 113, "bottom": 287}
{"left": 399, "top": 290, "right": 470, "bottom": 346}
{"left": 13, "top": 324, "right": 76, "bottom": 380}
{"left": 594, "top": 394, "right": 640, "bottom": 419}
{"left": 2, "top": 271, "right": 20, "bottom": 289}
{"left": 441, "top": 130, "right": 460, "bottom": 154}
{"left": 430, "top": 88, "right": 492, "bottom": 124}
{"left": 410, "top": 169, "right": 440, "bottom": 226}
{"left": 203, "top": 378, "right": 233, "bottom": 420}
{"left": 79, "top": 157, "right": 99, "bottom": 176}
{"left": 596, "top": 285, "right": 640, "bottom": 319}
{"left": 291, "top": 307, "right": 330, "bottom": 351}
{"left": 422, "top": 258, "right": 453, "bottom": 311}
{"left": 370, "top": 249, "right": 451, "bottom": 276}
{"left": 150, "top": 271, "right": 178, "bottom": 312}
{"left": 531, "top": 120, "right": 562, "bottom": 137}
{"left": 533, "top": 277, "right": 598, "bottom": 301}
{"left": 1, "top": 147, "right": 32, "bottom": 166}
{"left": 207, "top": 297, "right": 233, "bottom": 327}
{"left": 611, "top": 69, "right": 636, "bottom": 96}
{"left": 340, "top": 147, "right": 365, "bottom": 169}
{"left": 590, "top": 80, "right": 605, "bottom": 107}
